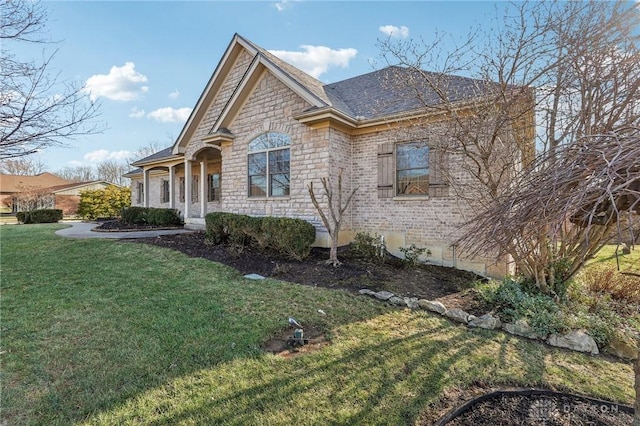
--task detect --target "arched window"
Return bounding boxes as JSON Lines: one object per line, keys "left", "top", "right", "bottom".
{"left": 247, "top": 132, "right": 291, "bottom": 197}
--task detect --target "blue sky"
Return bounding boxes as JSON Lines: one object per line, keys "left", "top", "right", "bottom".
{"left": 26, "top": 1, "right": 503, "bottom": 172}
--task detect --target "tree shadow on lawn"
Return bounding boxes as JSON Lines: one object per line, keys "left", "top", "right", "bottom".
{"left": 79, "top": 313, "right": 597, "bottom": 426}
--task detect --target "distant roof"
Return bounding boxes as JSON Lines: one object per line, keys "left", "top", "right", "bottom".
{"left": 0, "top": 172, "right": 71, "bottom": 193}
{"left": 47, "top": 181, "right": 117, "bottom": 193}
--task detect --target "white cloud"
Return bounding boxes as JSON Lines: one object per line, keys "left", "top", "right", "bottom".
{"left": 273, "top": 0, "right": 296, "bottom": 11}
{"left": 83, "top": 149, "right": 133, "bottom": 163}
{"left": 268, "top": 45, "right": 358, "bottom": 78}
{"left": 129, "top": 106, "right": 145, "bottom": 119}
{"left": 379, "top": 25, "right": 410, "bottom": 39}
{"left": 147, "top": 107, "right": 192, "bottom": 123}
{"left": 83, "top": 62, "right": 149, "bottom": 102}
{"left": 168, "top": 89, "right": 180, "bottom": 99}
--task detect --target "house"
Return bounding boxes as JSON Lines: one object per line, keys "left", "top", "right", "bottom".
{"left": 126, "top": 34, "right": 534, "bottom": 278}
{"left": 0, "top": 173, "right": 116, "bottom": 216}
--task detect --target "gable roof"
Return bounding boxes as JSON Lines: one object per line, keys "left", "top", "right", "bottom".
{"left": 154, "top": 33, "right": 509, "bottom": 164}
{"left": 323, "top": 66, "right": 495, "bottom": 120}
{"left": 0, "top": 172, "right": 71, "bottom": 193}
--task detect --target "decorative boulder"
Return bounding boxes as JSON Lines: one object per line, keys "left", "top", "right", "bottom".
{"left": 388, "top": 296, "right": 405, "bottom": 306}
{"left": 418, "top": 300, "right": 446, "bottom": 314}
{"left": 469, "top": 313, "right": 502, "bottom": 330}
{"left": 606, "top": 334, "right": 638, "bottom": 360}
{"left": 503, "top": 319, "right": 546, "bottom": 340}
{"left": 374, "top": 291, "right": 395, "bottom": 301}
{"left": 547, "top": 330, "right": 599, "bottom": 355}
{"left": 444, "top": 308, "right": 471, "bottom": 323}
{"left": 358, "top": 289, "right": 377, "bottom": 297}
{"left": 403, "top": 297, "right": 419, "bottom": 309}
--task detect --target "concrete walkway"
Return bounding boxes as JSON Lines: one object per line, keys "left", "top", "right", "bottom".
{"left": 55, "top": 221, "right": 193, "bottom": 239}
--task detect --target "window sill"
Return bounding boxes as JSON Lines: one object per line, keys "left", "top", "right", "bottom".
{"left": 393, "top": 195, "right": 431, "bottom": 201}
{"left": 247, "top": 196, "right": 291, "bottom": 201}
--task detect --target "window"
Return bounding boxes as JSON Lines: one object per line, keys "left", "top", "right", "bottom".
{"left": 179, "top": 176, "right": 199, "bottom": 202}
{"left": 192, "top": 175, "right": 199, "bottom": 202}
{"left": 396, "top": 142, "right": 429, "bottom": 195}
{"left": 160, "top": 180, "right": 170, "bottom": 203}
{"left": 208, "top": 173, "right": 220, "bottom": 202}
{"left": 136, "top": 182, "right": 144, "bottom": 204}
{"left": 377, "top": 141, "right": 447, "bottom": 198}
{"left": 248, "top": 132, "right": 290, "bottom": 197}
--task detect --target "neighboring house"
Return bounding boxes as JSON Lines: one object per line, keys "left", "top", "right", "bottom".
{"left": 126, "top": 34, "right": 534, "bottom": 278}
{"left": 0, "top": 173, "right": 115, "bottom": 216}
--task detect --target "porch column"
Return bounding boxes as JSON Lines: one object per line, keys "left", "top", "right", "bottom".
{"left": 200, "top": 154, "right": 207, "bottom": 218}
{"left": 168, "top": 165, "right": 176, "bottom": 209}
{"left": 184, "top": 159, "right": 192, "bottom": 219}
{"left": 143, "top": 168, "right": 150, "bottom": 208}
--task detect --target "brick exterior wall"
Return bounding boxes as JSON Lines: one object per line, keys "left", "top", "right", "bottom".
{"left": 133, "top": 49, "right": 517, "bottom": 278}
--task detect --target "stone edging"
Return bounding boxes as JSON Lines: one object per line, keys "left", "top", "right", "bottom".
{"left": 358, "top": 288, "right": 638, "bottom": 360}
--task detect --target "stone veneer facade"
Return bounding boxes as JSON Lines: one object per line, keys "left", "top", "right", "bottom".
{"left": 128, "top": 36, "right": 527, "bottom": 279}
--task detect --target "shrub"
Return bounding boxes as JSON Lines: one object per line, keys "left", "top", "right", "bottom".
{"left": 204, "top": 213, "right": 316, "bottom": 260}
{"left": 225, "top": 214, "right": 254, "bottom": 255}
{"left": 205, "top": 212, "right": 234, "bottom": 245}
{"left": 399, "top": 244, "right": 431, "bottom": 267}
{"left": 350, "top": 232, "right": 386, "bottom": 262}
{"left": 78, "top": 186, "right": 131, "bottom": 220}
{"left": 121, "top": 206, "right": 148, "bottom": 225}
{"left": 146, "top": 208, "right": 181, "bottom": 226}
{"left": 580, "top": 263, "right": 640, "bottom": 304}
{"left": 120, "top": 207, "right": 182, "bottom": 227}
{"left": 19, "top": 209, "right": 63, "bottom": 224}
{"left": 480, "top": 278, "right": 564, "bottom": 336}
{"left": 17, "top": 209, "right": 63, "bottom": 224}
{"left": 262, "top": 216, "right": 315, "bottom": 260}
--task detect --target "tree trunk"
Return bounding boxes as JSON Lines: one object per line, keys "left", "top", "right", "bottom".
{"left": 634, "top": 355, "right": 640, "bottom": 426}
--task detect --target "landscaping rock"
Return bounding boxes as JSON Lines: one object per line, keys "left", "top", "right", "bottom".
{"left": 418, "top": 299, "right": 446, "bottom": 314}
{"left": 403, "top": 297, "right": 419, "bottom": 309}
{"left": 388, "top": 296, "right": 405, "bottom": 306}
{"left": 503, "top": 319, "right": 545, "bottom": 340}
{"left": 547, "top": 330, "right": 599, "bottom": 355}
{"left": 445, "top": 308, "right": 470, "bottom": 323}
{"left": 606, "top": 334, "right": 638, "bottom": 360}
{"left": 358, "top": 289, "right": 377, "bottom": 297}
{"left": 243, "top": 273, "right": 265, "bottom": 280}
{"left": 469, "top": 313, "right": 502, "bottom": 330}
{"left": 374, "top": 290, "right": 395, "bottom": 301}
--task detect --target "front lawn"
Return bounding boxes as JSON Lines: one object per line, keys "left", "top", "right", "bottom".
{"left": 1, "top": 225, "right": 634, "bottom": 425}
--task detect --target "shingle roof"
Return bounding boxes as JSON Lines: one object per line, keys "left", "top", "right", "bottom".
{"left": 323, "top": 66, "right": 495, "bottom": 120}
{"left": 47, "top": 181, "right": 115, "bottom": 193}
{"left": 0, "top": 173, "right": 71, "bottom": 193}
{"left": 130, "top": 147, "right": 177, "bottom": 166}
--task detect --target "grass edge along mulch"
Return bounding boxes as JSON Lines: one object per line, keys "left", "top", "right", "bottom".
{"left": 0, "top": 224, "right": 634, "bottom": 425}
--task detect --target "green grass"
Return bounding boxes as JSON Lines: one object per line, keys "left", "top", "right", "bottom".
{"left": 588, "top": 244, "right": 640, "bottom": 273}
{"left": 1, "top": 225, "right": 635, "bottom": 425}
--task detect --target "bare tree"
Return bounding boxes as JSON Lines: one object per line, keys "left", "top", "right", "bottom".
{"left": 128, "top": 140, "right": 168, "bottom": 163}
{"left": 379, "top": 0, "right": 640, "bottom": 287}
{"left": 95, "top": 160, "right": 130, "bottom": 186}
{"left": 0, "top": 0, "right": 102, "bottom": 159}
{"left": 308, "top": 169, "right": 358, "bottom": 266}
{"left": 14, "top": 184, "right": 53, "bottom": 211}
{"left": 54, "top": 166, "right": 96, "bottom": 183}
{"left": 0, "top": 157, "right": 47, "bottom": 175}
